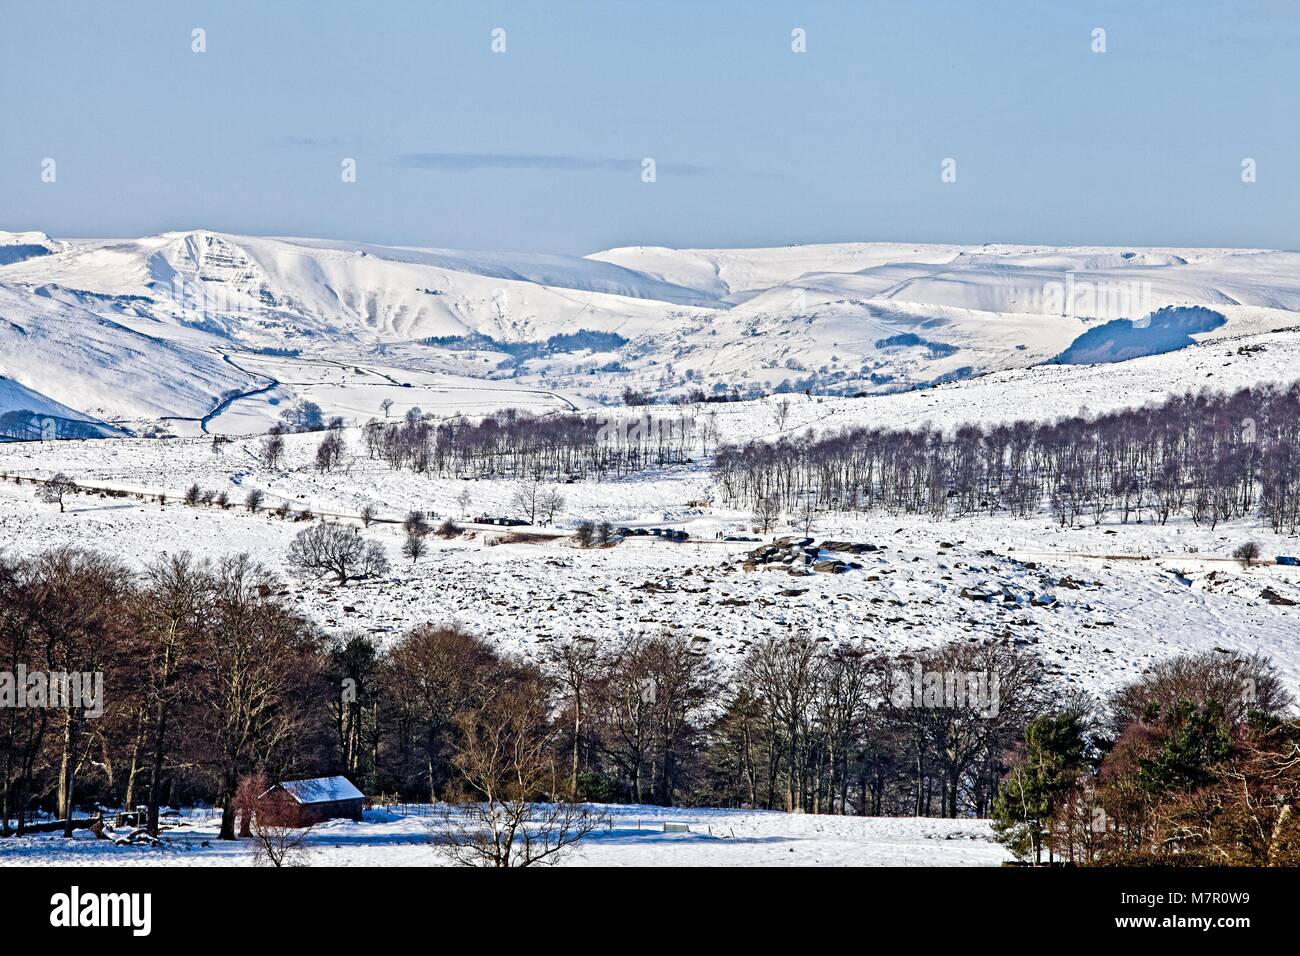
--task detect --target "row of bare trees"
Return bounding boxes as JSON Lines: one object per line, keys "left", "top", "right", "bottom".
{"left": 361, "top": 406, "right": 705, "bottom": 480}
{"left": 714, "top": 381, "right": 1300, "bottom": 532}
{"left": 701, "top": 638, "right": 1053, "bottom": 817}
{"left": 333, "top": 628, "right": 715, "bottom": 808}
{"left": 344, "top": 630, "right": 1058, "bottom": 818}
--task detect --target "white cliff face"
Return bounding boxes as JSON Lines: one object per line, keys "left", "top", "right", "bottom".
{"left": 0, "top": 230, "right": 58, "bottom": 267}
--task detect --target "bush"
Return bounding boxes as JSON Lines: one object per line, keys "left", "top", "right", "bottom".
{"left": 403, "top": 510, "right": 431, "bottom": 538}
{"left": 1093, "top": 849, "right": 1222, "bottom": 867}
{"left": 575, "top": 772, "right": 619, "bottom": 803}
{"left": 436, "top": 518, "right": 462, "bottom": 539}
{"left": 1232, "top": 541, "right": 1261, "bottom": 568}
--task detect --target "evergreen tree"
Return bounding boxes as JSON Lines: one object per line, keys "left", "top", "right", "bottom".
{"left": 992, "top": 711, "right": 1086, "bottom": 863}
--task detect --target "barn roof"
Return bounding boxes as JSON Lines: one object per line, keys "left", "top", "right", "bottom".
{"left": 269, "top": 775, "right": 364, "bottom": 805}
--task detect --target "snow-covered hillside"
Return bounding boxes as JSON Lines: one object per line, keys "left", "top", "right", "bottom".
{"left": 5, "top": 410, "right": 1300, "bottom": 702}
{"left": 0, "top": 284, "right": 257, "bottom": 424}
{"left": 0, "top": 375, "right": 117, "bottom": 439}
{"left": 3, "top": 228, "right": 1300, "bottom": 433}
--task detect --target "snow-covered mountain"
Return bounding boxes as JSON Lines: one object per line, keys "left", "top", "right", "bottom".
{"left": 2, "top": 228, "right": 1299, "bottom": 434}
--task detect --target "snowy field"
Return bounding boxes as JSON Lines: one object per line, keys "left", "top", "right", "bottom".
{"left": 3, "top": 412, "right": 1300, "bottom": 700}
{"left": 0, "top": 805, "right": 1008, "bottom": 867}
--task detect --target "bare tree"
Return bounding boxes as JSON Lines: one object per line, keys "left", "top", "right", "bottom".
{"left": 195, "top": 555, "right": 323, "bottom": 840}
{"left": 546, "top": 640, "right": 602, "bottom": 797}
{"left": 280, "top": 399, "right": 324, "bottom": 433}
{"left": 233, "top": 770, "right": 267, "bottom": 838}
{"left": 315, "top": 431, "right": 346, "bottom": 472}
{"left": 773, "top": 396, "right": 792, "bottom": 431}
{"left": 752, "top": 496, "right": 780, "bottom": 535}
{"left": 287, "top": 524, "right": 389, "bottom": 585}
{"left": 403, "top": 510, "right": 431, "bottom": 538}
{"left": 380, "top": 398, "right": 394, "bottom": 419}
{"left": 435, "top": 672, "right": 598, "bottom": 867}
{"left": 235, "top": 772, "right": 314, "bottom": 865}
{"left": 20, "top": 548, "right": 133, "bottom": 835}
{"left": 700, "top": 407, "right": 720, "bottom": 455}
{"left": 259, "top": 434, "right": 286, "bottom": 469}
{"left": 383, "top": 624, "right": 503, "bottom": 802}
{"left": 403, "top": 533, "right": 427, "bottom": 564}
{"left": 35, "top": 473, "right": 77, "bottom": 513}
{"left": 137, "top": 553, "right": 215, "bottom": 836}
{"left": 239, "top": 770, "right": 312, "bottom": 868}
{"left": 794, "top": 492, "right": 817, "bottom": 538}
{"left": 537, "top": 488, "right": 566, "bottom": 526}
{"left": 244, "top": 488, "right": 265, "bottom": 512}
{"left": 359, "top": 503, "right": 377, "bottom": 527}
{"left": 510, "top": 481, "right": 542, "bottom": 524}
{"left": 251, "top": 815, "right": 314, "bottom": 867}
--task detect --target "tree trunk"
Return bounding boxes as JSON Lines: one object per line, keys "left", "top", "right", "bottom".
{"left": 570, "top": 698, "right": 581, "bottom": 799}
{"left": 58, "top": 711, "right": 78, "bottom": 837}
{"left": 219, "top": 803, "right": 237, "bottom": 841}
{"left": 218, "top": 768, "right": 238, "bottom": 840}
{"left": 146, "top": 698, "right": 170, "bottom": 836}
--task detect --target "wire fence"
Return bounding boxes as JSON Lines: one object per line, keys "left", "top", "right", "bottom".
{"left": 370, "top": 797, "right": 617, "bottom": 830}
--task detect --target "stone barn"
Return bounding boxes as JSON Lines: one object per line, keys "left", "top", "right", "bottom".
{"left": 257, "top": 776, "right": 365, "bottom": 827}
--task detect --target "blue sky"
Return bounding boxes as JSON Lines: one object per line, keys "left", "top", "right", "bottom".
{"left": 2, "top": 1, "right": 1296, "bottom": 253}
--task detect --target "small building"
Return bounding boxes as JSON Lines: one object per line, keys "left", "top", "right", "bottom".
{"left": 258, "top": 776, "right": 364, "bottom": 827}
